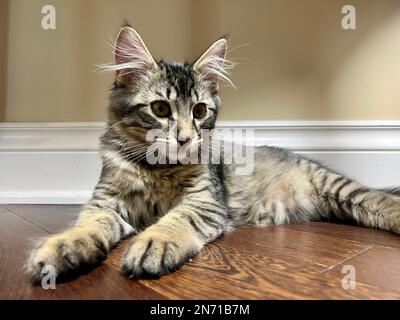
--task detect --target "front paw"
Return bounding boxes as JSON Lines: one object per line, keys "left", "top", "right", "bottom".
{"left": 121, "top": 231, "right": 201, "bottom": 279}
{"left": 26, "top": 229, "right": 109, "bottom": 283}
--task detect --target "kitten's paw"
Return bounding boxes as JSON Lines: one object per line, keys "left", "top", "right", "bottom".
{"left": 121, "top": 231, "right": 200, "bottom": 279}
{"left": 25, "top": 229, "right": 109, "bottom": 283}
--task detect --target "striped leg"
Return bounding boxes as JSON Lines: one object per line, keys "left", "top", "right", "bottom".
{"left": 26, "top": 204, "right": 133, "bottom": 282}
{"left": 309, "top": 161, "right": 400, "bottom": 234}
{"left": 249, "top": 155, "right": 400, "bottom": 235}
{"left": 122, "top": 192, "right": 227, "bottom": 279}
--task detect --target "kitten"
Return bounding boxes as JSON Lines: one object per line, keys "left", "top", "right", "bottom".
{"left": 26, "top": 25, "right": 400, "bottom": 282}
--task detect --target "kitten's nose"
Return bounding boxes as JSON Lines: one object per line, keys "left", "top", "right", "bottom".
{"left": 177, "top": 136, "right": 191, "bottom": 146}
{"left": 177, "top": 126, "right": 194, "bottom": 146}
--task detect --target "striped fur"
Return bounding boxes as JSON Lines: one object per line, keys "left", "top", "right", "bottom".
{"left": 26, "top": 26, "right": 400, "bottom": 282}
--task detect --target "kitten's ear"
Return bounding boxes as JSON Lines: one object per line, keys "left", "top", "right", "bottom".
{"left": 112, "top": 26, "right": 158, "bottom": 86}
{"left": 193, "top": 38, "right": 233, "bottom": 91}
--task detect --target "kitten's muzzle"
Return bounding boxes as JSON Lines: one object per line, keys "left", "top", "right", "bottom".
{"left": 177, "top": 136, "right": 191, "bottom": 147}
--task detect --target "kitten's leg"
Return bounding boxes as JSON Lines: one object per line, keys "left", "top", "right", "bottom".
{"left": 26, "top": 203, "right": 133, "bottom": 282}
{"left": 122, "top": 189, "right": 227, "bottom": 279}
{"left": 253, "top": 156, "right": 400, "bottom": 234}
{"left": 307, "top": 159, "right": 400, "bottom": 234}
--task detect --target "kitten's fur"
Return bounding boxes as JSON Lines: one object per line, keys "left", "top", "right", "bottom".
{"left": 26, "top": 26, "right": 400, "bottom": 282}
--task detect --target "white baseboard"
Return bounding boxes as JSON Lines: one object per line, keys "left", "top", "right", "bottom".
{"left": 1, "top": 121, "right": 400, "bottom": 204}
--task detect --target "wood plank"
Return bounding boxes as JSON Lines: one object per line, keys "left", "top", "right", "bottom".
{"left": 285, "top": 222, "right": 400, "bottom": 249}
{"left": 109, "top": 226, "right": 396, "bottom": 299}
{"left": 218, "top": 226, "right": 372, "bottom": 273}
{"left": 138, "top": 236, "right": 399, "bottom": 299}
{"left": 0, "top": 211, "right": 165, "bottom": 299}
{"left": 2, "top": 204, "right": 81, "bottom": 233}
{"left": 326, "top": 245, "right": 400, "bottom": 294}
{"left": 0, "top": 210, "right": 51, "bottom": 299}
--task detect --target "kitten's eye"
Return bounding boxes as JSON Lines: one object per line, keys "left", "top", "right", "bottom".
{"left": 193, "top": 103, "right": 207, "bottom": 119}
{"left": 151, "top": 101, "right": 171, "bottom": 118}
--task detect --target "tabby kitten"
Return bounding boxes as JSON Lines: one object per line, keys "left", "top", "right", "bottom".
{"left": 26, "top": 26, "right": 400, "bottom": 282}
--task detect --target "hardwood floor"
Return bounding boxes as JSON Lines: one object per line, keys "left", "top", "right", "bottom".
{"left": 0, "top": 204, "right": 399, "bottom": 299}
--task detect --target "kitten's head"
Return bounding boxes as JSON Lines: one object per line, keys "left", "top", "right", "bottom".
{"left": 101, "top": 25, "right": 233, "bottom": 163}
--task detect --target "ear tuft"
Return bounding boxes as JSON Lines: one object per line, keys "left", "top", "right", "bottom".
{"left": 193, "top": 38, "right": 235, "bottom": 91}
{"left": 97, "top": 26, "right": 157, "bottom": 86}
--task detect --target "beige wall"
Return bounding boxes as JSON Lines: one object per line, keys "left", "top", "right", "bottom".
{"left": 3, "top": 0, "right": 191, "bottom": 121}
{"left": 2, "top": 0, "right": 400, "bottom": 121}
{"left": 0, "top": 0, "right": 9, "bottom": 121}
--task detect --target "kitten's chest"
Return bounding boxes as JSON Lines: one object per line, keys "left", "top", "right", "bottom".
{"left": 145, "top": 175, "right": 183, "bottom": 208}
{"left": 122, "top": 165, "right": 202, "bottom": 229}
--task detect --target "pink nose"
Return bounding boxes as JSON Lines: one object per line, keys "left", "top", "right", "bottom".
{"left": 178, "top": 136, "right": 191, "bottom": 146}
